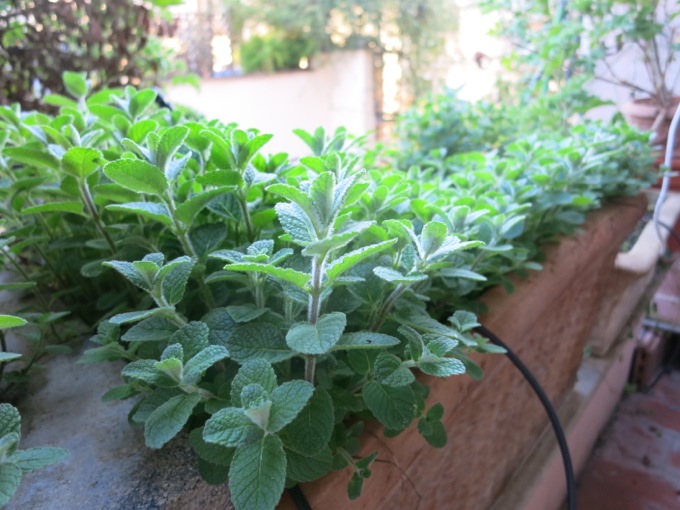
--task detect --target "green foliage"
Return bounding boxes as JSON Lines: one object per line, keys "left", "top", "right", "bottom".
{"left": 0, "top": 404, "right": 68, "bottom": 506}
{"left": 0, "top": 0, "right": 193, "bottom": 111}
{"left": 240, "top": 34, "right": 316, "bottom": 73}
{"left": 0, "top": 74, "right": 657, "bottom": 509}
{"left": 483, "top": 0, "right": 679, "bottom": 110}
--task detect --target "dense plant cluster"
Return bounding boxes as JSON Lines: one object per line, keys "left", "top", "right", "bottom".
{"left": 0, "top": 74, "right": 656, "bottom": 509}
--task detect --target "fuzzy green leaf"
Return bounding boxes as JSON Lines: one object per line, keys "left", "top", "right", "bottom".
{"left": 144, "top": 393, "right": 201, "bottom": 449}
{"left": 285, "top": 312, "right": 346, "bottom": 355}
{"left": 160, "top": 257, "right": 196, "bottom": 306}
{"left": 0, "top": 462, "right": 22, "bottom": 507}
{"left": 418, "top": 357, "right": 466, "bottom": 378}
{"left": 230, "top": 359, "right": 278, "bottom": 407}
{"left": 279, "top": 388, "right": 334, "bottom": 456}
{"left": 157, "top": 126, "right": 189, "bottom": 176}
{"left": 274, "top": 202, "right": 316, "bottom": 245}
{"left": 373, "top": 266, "right": 428, "bottom": 284}
{"left": 332, "top": 332, "right": 401, "bottom": 351}
{"left": 103, "top": 260, "right": 153, "bottom": 291}
{"left": 229, "top": 434, "right": 286, "bottom": 510}
{"left": 189, "top": 427, "right": 235, "bottom": 466}
{"left": 267, "top": 380, "right": 314, "bottom": 432}
{"left": 285, "top": 447, "right": 333, "bottom": 483}
{"left": 325, "top": 240, "right": 397, "bottom": 282}
{"left": 362, "top": 382, "right": 418, "bottom": 430}
{"left": 4, "top": 147, "right": 59, "bottom": 170}
{"left": 0, "top": 404, "right": 21, "bottom": 437}
{"left": 63, "top": 71, "right": 89, "bottom": 98}
{"left": 203, "top": 407, "right": 263, "bottom": 448}
{"left": 23, "top": 201, "right": 85, "bottom": 216}
{"left": 10, "top": 447, "right": 69, "bottom": 473}
{"left": 168, "top": 321, "right": 210, "bottom": 359}
{"left": 109, "top": 307, "right": 176, "bottom": 325}
{"left": 183, "top": 345, "right": 230, "bottom": 384}
{"left": 225, "top": 263, "right": 309, "bottom": 291}
{"left": 122, "top": 317, "right": 178, "bottom": 342}
{"left": 0, "top": 315, "right": 27, "bottom": 330}
{"left": 107, "top": 202, "right": 173, "bottom": 226}
{"left": 227, "top": 322, "right": 294, "bottom": 363}
{"left": 373, "top": 353, "right": 415, "bottom": 387}
{"left": 104, "top": 159, "right": 168, "bottom": 196}
{"left": 175, "top": 187, "right": 233, "bottom": 224}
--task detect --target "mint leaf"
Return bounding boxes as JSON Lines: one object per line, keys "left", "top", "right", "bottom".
{"left": 227, "top": 322, "right": 293, "bottom": 363}
{"left": 144, "top": 393, "right": 201, "bottom": 449}
{"left": 285, "top": 447, "right": 333, "bottom": 483}
{"left": 22, "top": 201, "right": 85, "bottom": 216}
{"left": 102, "top": 260, "right": 153, "bottom": 291}
{"left": 157, "top": 126, "right": 189, "bottom": 177}
{"left": 267, "top": 380, "right": 314, "bottom": 432}
{"left": 107, "top": 202, "right": 173, "bottom": 226}
{"left": 226, "top": 305, "right": 269, "bottom": 323}
{"left": 279, "top": 388, "right": 334, "bottom": 455}
{"left": 229, "top": 435, "right": 286, "bottom": 510}
{"left": 373, "top": 353, "right": 415, "bottom": 387}
{"left": 333, "top": 331, "right": 401, "bottom": 351}
{"left": 225, "top": 263, "right": 309, "bottom": 291}
{"left": 418, "top": 357, "right": 465, "bottom": 378}
{"left": 183, "top": 345, "right": 230, "bottom": 384}
{"left": 109, "top": 307, "right": 175, "bottom": 325}
{"left": 104, "top": 159, "right": 168, "bottom": 196}
{"left": 189, "top": 427, "right": 234, "bottom": 466}
{"left": 325, "top": 240, "right": 397, "bottom": 282}
{"left": 169, "top": 321, "right": 210, "bottom": 360}
{"left": 0, "top": 463, "right": 22, "bottom": 507}
{"left": 202, "top": 308, "right": 236, "bottom": 346}
{"left": 373, "top": 266, "right": 428, "bottom": 284}
{"left": 122, "top": 317, "right": 178, "bottom": 342}
{"left": 62, "top": 147, "right": 103, "bottom": 179}
{"left": 10, "top": 447, "right": 69, "bottom": 472}
{"left": 203, "top": 407, "right": 263, "bottom": 448}
{"left": 231, "top": 359, "right": 278, "bottom": 407}
{"left": 159, "top": 257, "right": 196, "bottom": 305}
{"left": 0, "top": 316, "right": 26, "bottom": 330}
{"left": 362, "top": 382, "right": 418, "bottom": 430}
{"left": 285, "top": 312, "right": 346, "bottom": 355}
{"left": 63, "top": 71, "right": 89, "bottom": 98}
{"left": 175, "top": 187, "right": 233, "bottom": 224}
{"left": 0, "top": 405, "right": 20, "bottom": 437}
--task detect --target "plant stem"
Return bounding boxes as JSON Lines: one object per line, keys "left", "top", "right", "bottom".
{"left": 304, "top": 256, "right": 326, "bottom": 384}
{"left": 80, "top": 181, "right": 117, "bottom": 256}
{"left": 164, "top": 194, "right": 217, "bottom": 310}
{"left": 237, "top": 194, "right": 255, "bottom": 242}
{"left": 371, "top": 283, "right": 406, "bottom": 332}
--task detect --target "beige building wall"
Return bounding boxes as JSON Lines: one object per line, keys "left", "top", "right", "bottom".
{"left": 165, "top": 50, "right": 375, "bottom": 157}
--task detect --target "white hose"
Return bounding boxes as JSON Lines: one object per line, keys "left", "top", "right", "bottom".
{"left": 653, "top": 102, "right": 680, "bottom": 252}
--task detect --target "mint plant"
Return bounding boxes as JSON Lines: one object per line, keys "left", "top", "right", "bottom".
{"left": 0, "top": 404, "right": 68, "bottom": 506}
{"left": 0, "top": 73, "right": 657, "bottom": 510}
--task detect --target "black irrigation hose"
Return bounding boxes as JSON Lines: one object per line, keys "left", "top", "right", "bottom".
{"left": 476, "top": 325, "right": 577, "bottom": 510}
{"left": 288, "top": 485, "right": 312, "bottom": 510}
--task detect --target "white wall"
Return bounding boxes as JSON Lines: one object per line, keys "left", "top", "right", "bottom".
{"left": 165, "top": 50, "right": 375, "bottom": 156}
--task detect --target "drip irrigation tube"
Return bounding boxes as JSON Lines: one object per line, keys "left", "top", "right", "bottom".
{"left": 475, "top": 325, "right": 577, "bottom": 510}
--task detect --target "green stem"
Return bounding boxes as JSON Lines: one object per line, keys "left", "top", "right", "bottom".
{"left": 371, "top": 283, "right": 407, "bottom": 332}
{"left": 238, "top": 194, "right": 255, "bottom": 242}
{"left": 164, "top": 194, "right": 217, "bottom": 310}
{"left": 80, "top": 181, "right": 117, "bottom": 256}
{"left": 304, "top": 256, "right": 326, "bottom": 384}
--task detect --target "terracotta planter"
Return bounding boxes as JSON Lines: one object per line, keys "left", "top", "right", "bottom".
{"left": 621, "top": 97, "right": 680, "bottom": 147}
{"left": 279, "top": 194, "right": 647, "bottom": 510}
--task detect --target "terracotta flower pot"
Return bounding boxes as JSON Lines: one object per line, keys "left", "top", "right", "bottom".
{"left": 621, "top": 97, "right": 680, "bottom": 151}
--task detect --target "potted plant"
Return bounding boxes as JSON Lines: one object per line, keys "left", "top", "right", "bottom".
{"left": 0, "top": 75, "right": 657, "bottom": 510}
